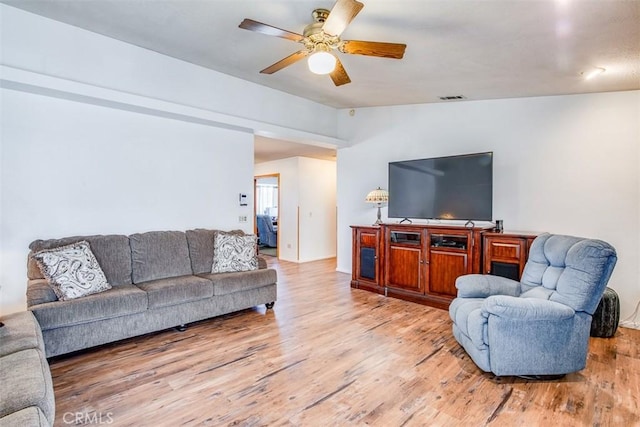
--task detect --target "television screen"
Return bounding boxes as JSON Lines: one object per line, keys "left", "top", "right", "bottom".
{"left": 388, "top": 152, "right": 493, "bottom": 221}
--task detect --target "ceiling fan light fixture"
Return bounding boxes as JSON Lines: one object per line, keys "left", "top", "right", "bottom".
{"left": 308, "top": 50, "right": 336, "bottom": 75}
{"left": 239, "top": 0, "right": 406, "bottom": 85}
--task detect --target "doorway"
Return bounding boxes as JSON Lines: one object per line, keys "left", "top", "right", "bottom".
{"left": 254, "top": 174, "right": 280, "bottom": 258}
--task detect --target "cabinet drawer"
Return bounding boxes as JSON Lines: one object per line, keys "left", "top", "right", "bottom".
{"left": 360, "top": 232, "right": 378, "bottom": 247}
{"left": 487, "top": 240, "right": 523, "bottom": 261}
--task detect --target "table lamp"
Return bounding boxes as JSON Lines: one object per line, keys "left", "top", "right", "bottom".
{"left": 365, "top": 187, "right": 389, "bottom": 225}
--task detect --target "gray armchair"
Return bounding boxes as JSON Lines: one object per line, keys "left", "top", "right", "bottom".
{"left": 256, "top": 214, "right": 277, "bottom": 248}
{"left": 449, "top": 233, "right": 617, "bottom": 377}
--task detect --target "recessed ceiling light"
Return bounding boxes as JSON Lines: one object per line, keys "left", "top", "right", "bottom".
{"left": 582, "top": 67, "right": 606, "bottom": 80}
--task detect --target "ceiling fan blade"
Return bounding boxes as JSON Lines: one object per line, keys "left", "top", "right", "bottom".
{"left": 322, "top": 0, "right": 364, "bottom": 37}
{"left": 330, "top": 57, "right": 351, "bottom": 86}
{"left": 341, "top": 40, "right": 406, "bottom": 59}
{"left": 260, "top": 50, "right": 309, "bottom": 74}
{"left": 239, "top": 19, "right": 304, "bottom": 42}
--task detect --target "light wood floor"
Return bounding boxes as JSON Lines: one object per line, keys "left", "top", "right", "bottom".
{"left": 49, "top": 258, "right": 640, "bottom": 426}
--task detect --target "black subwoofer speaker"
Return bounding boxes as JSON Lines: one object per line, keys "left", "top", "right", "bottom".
{"left": 491, "top": 261, "right": 519, "bottom": 281}
{"left": 360, "top": 247, "right": 376, "bottom": 280}
{"left": 590, "top": 287, "right": 620, "bottom": 338}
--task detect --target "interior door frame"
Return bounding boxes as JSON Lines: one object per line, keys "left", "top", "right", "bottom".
{"left": 254, "top": 173, "right": 280, "bottom": 258}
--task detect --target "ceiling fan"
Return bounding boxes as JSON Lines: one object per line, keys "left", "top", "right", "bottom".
{"left": 239, "top": 0, "right": 406, "bottom": 86}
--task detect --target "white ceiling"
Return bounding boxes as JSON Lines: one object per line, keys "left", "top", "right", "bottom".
{"left": 4, "top": 0, "right": 639, "bottom": 161}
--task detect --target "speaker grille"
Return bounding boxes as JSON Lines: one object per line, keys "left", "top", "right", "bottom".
{"left": 491, "top": 261, "right": 519, "bottom": 281}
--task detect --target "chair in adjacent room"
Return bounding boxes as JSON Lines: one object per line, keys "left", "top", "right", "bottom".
{"left": 449, "top": 233, "right": 617, "bottom": 378}
{"left": 256, "top": 214, "right": 277, "bottom": 248}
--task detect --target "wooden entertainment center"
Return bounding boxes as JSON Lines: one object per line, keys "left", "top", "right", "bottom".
{"left": 351, "top": 224, "right": 539, "bottom": 310}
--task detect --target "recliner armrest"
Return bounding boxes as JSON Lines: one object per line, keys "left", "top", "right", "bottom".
{"left": 482, "top": 295, "right": 575, "bottom": 321}
{"left": 456, "top": 274, "right": 521, "bottom": 298}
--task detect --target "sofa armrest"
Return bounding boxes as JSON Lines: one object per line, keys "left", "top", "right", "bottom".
{"left": 257, "top": 256, "right": 267, "bottom": 270}
{"left": 456, "top": 274, "right": 521, "bottom": 298}
{"left": 482, "top": 295, "right": 575, "bottom": 321}
{"left": 26, "top": 279, "right": 58, "bottom": 307}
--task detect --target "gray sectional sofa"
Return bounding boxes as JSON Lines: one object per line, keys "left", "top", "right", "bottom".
{"left": 0, "top": 311, "right": 55, "bottom": 427}
{"left": 26, "top": 228, "right": 277, "bottom": 358}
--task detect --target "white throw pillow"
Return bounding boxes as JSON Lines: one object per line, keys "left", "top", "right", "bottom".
{"left": 32, "top": 240, "right": 111, "bottom": 300}
{"left": 212, "top": 233, "right": 258, "bottom": 273}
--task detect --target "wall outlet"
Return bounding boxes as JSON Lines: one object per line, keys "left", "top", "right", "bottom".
{"left": 287, "top": 244, "right": 292, "bottom": 249}
{"left": 239, "top": 215, "right": 248, "bottom": 223}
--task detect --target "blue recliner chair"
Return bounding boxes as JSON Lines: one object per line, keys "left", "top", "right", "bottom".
{"left": 449, "top": 233, "right": 617, "bottom": 377}
{"left": 256, "top": 214, "right": 277, "bottom": 248}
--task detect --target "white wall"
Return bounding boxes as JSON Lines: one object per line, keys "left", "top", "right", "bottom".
{"left": 0, "top": 88, "right": 255, "bottom": 314}
{"left": 0, "top": 4, "right": 340, "bottom": 315}
{"left": 298, "top": 157, "right": 337, "bottom": 262}
{"left": 336, "top": 91, "right": 640, "bottom": 321}
{"left": 255, "top": 157, "right": 337, "bottom": 263}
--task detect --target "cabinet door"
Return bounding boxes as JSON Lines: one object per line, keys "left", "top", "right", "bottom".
{"left": 428, "top": 249, "right": 468, "bottom": 297}
{"left": 357, "top": 230, "right": 380, "bottom": 284}
{"left": 386, "top": 245, "right": 424, "bottom": 293}
{"left": 484, "top": 236, "right": 526, "bottom": 279}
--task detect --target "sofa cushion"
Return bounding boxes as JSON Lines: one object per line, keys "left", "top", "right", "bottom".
{"left": 29, "top": 285, "right": 147, "bottom": 330}
{"left": 28, "top": 234, "right": 132, "bottom": 286}
{"left": 186, "top": 229, "right": 245, "bottom": 274}
{"left": 199, "top": 268, "right": 277, "bottom": 296}
{"left": 130, "top": 231, "right": 192, "bottom": 283}
{"left": 32, "top": 241, "right": 112, "bottom": 301}
{"left": 135, "top": 275, "right": 214, "bottom": 309}
{"left": 0, "top": 349, "right": 55, "bottom": 424}
{"left": 0, "top": 312, "right": 45, "bottom": 357}
{"left": 521, "top": 234, "right": 618, "bottom": 313}
{"left": 551, "top": 239, "right": 618, "bottom": 313}
{"left": 520, "top": 286, "right": 554, "bottom": 300}
{"left": 212, "top": 233, "right": 258, "bottom": 273}
{"left": 0, "top": 406, "right": 50, "bottom": 427}
{"left": 521, "top": 233, "right": 583, "bottom": 290}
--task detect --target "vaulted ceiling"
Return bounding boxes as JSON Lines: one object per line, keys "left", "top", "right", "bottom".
{"left": 5, "top": 0, "right": 639, "bottom": 109}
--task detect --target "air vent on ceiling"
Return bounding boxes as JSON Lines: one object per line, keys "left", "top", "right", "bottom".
{"left": 438, "top": 95, "right": 467, "bottom": 101}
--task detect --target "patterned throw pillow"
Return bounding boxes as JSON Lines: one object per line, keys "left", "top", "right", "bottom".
{"left": 32, "top": 241, "right": 111, "bottom": 301}
{"left": 212, "top": 233, "right": 258, "bottom": 273}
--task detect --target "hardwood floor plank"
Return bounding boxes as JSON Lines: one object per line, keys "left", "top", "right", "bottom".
{"left": 48, "top": 258, "right": 640, "bottom": 426}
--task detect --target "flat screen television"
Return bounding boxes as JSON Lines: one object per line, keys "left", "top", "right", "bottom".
{"left": 388, "top": 152, "right": 493, "bottom": 221}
